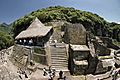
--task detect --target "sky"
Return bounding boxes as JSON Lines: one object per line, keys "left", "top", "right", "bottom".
{"left": 0, "top": 0, "right": 120, "bottom": 24}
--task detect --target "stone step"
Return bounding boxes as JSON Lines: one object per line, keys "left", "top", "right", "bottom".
{"left": 51, "top": 56, "right": 67, "bottom": 59}
{"left": 51, "top": 52, "right": 66, "bottom": 55}
{"left": 51, "top": 66, "right": 68, "bottom": 68}
{"left": 51, "top": 55, "right": 67, "bottom": 57}
{"left": 52, "top": 56, "right": 68, "bottom": 59}
{"left": 51, "top": 56, "right": 67, "bottom": 58}
{"left": 51, "top": 57, "right": 67, "bottom": 60}
{"left": 51, "top": 66, "right": 68, "bottom": 69}
{"left": 50, "top": 47, "right": 66, "bottom": 49}
{"left": 52, "top": 62, "right": 68, "bottom": 64}
{"left": 51, "top": 62, "right": 68, "bottom": 64}
{"left": 50, "top": 46, "right": 66, "bottom": 49}
{"left": 51, "top": 62, "right": 68, "bottom": 65}
{"left": 16, "top": 57, "right": 23, "bottom": 61}
{"left": 50, "top": 45, "right": 68, "bottom": 71}
{"left": 51, "top": 59, "right": 67, "bottom": 63}
{"left": 50, "top": 46, "right": 66, "bottom": 50}
{"left": 50, "top": 50, "right": 66, "bottom": 52}
{"left": 52, "top": 59, "right": 67, "bottom": 62}
{"left": 51, "top": 52, "right": 67, "bottom": 56}
{"left": 51, "top": 57, "right": 68, "bottom": 61}
{"left": 51, "top": 61, "right": 68, "bottom": 63}
{"left": 51, "top": 50, "right": 66, "bottom": 52}
{"left": 51, "top": 63, "right": 68, "bottom": 66}
{"left": 51, "top": 66, "right": 68, "bottom": 70}
{"left": 16, "top": 55, "right": 23, "bottom": 59}
{"left": 51, "top": 55, "right": 67, "bottom": 58}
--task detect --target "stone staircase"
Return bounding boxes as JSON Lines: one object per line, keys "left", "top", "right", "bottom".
{"left": 50, "top": 43, "right": 68, "bottom": 71}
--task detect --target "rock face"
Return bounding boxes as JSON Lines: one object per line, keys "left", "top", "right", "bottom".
{"left": 0, "top": 66, "right": 20, "bottom": 80}
{"left": 10, "top": 45, "right": 30, "bottom": 68}
{"left": 64, "top": 23, "right": 87, "bottom": 45}
{"left": 94, "top": 42, "right": 111, "bottom": 56}
{"left": 0, "top": 47, "right": 21, "bottom": 80}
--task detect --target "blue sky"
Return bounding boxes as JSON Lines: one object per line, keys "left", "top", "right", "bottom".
{"left": 0, "top": 0, "right": 120, "bottom": 24}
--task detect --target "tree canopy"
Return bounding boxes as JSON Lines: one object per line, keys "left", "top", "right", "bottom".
{"left": 0, "top": 23, "right": 13, "bottom": 50}
{"left": 0, "top": 31, "right": 13, "bottom": 50}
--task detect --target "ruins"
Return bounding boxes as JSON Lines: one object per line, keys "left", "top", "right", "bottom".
{"left": 1, "top": 17, "right": 120, "bottom": 80}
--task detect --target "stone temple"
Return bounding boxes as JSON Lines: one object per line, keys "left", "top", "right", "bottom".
{"left": 12, "top": 17, "right": 116, "bottom": 79}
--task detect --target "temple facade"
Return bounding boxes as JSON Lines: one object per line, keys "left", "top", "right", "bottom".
{"left": 15, "top": 17, "right": 53, "bottom": 47}
{"left": 15, "top": 18, "right": 53, "bottom": 66}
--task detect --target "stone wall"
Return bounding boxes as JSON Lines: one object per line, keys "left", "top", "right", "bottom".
{"left": 10, "top": 45, "right": 49, "bottom": 68}
{"left": 64, "top": 23, "right": 87, "bottom": 45}
{"left": 33, "top": 46, "right": 48, "bottom": 65}
{"left": 73, "top": 51, "right": 89, "bottom": 60}
{"left": 95, "top": 60, "right": 112, "bottom": 74}
{"left": 69, "top": 47, "right": 90, "bottom": 75}
{"left": 94, "top": 41, "right": 111, "bottom": 56}
{"left": 74, "top": 61, "right": 88, "bottom": 75}
{"left": 33, "top": 53, "right": 47, "bottom": 65}
{"left": 10, "top": 45, "right": 30, "bottom": 68}
{"left": 87, "top": 56, "right": 98, "bottom": 74}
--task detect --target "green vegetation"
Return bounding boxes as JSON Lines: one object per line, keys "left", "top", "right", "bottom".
{"left": 12, "top": 6, "right": 108, "bottom": 37}
{"left": 0, "top": 23, "right": 13, "bottom": 50}
{"left": 0, "top": 31, "right": 13, "bottom": 50}
{"left": 108, "top": 22, "right": 120, "bottom": 42}
{"left": 12, "top": 6, "right": 120, "bottom": 44}
{"left": 0, "top": 23, "right": 10, "bottom": 33}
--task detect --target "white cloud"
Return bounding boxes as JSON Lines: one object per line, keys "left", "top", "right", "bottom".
{"left": 116, "top": 22, "right": 120, "bottom": 24}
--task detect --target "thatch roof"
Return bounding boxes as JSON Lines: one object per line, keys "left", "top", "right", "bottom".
{"left": 70, "top": 44, "right": 90, "bottom": 51}
{"left": 15, "top": 18, "right": 52, "bottom": 39}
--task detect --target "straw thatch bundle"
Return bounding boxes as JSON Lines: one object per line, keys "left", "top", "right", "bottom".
{"left": 15, "top": 18, "right": 52, "bottom": 39}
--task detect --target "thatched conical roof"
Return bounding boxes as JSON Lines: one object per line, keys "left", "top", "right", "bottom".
{"left": 27, "top": 17, "right": 44, "bottom": 30}
{"left": 15, "top": 17, "right": 52, "bottom": 39}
